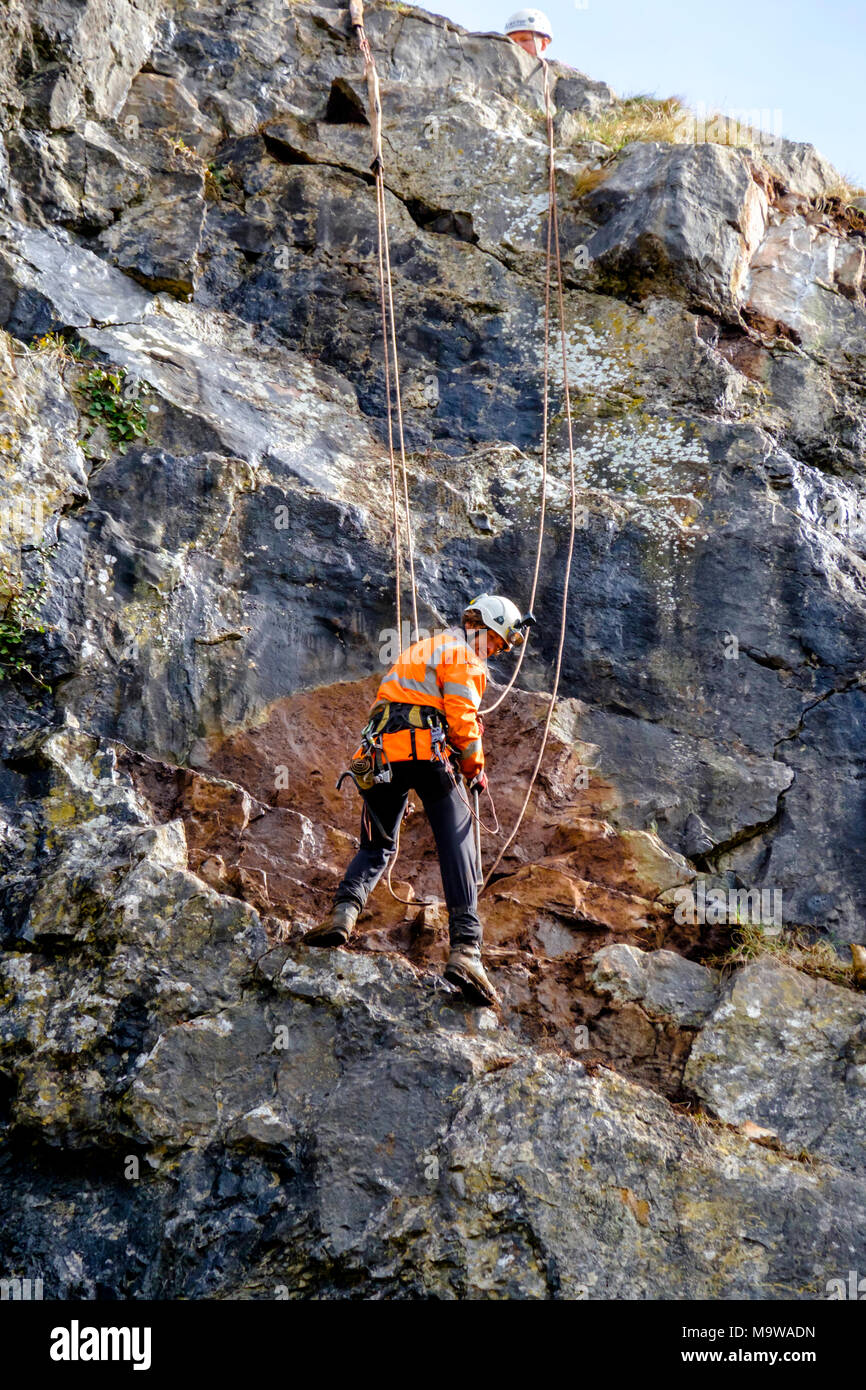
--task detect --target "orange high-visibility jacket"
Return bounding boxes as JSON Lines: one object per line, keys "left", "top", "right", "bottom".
{"left": 372, "top": 629, "right": 487, "bottom": 776}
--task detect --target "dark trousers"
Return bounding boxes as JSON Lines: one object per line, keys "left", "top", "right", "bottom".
{"left": 335, "top": 761, "right": 482, "bottom": 946}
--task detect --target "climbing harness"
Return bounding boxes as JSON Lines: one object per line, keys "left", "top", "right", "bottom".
{"left": 348, "top": 0, "right": 419, "bottom": 639}
{"left": 480, "top": 51, "right": 579, "bottom": 893}
{"left": 348, "top": 701, "right": 399, "bottom": 789}
{"left": 337, "top": 698, "right": 445, "bottom": 904}
{"left": 336, "top": 691, "right": 498, "bottom": 905}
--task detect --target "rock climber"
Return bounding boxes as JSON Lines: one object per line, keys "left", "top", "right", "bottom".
{"left": 504, "top": 8, "right": 553, "bottom": 57}
{"left": 304, "top": 594, "right": 532, "bottom": 1008}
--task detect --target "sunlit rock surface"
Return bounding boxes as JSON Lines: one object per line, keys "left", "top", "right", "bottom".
{"left": 2, "top": 0, "right": 866, "bottom": 1299}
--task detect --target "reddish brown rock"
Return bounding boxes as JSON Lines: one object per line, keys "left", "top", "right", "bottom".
{"left": 120, "top": 675, "right": 700, "bottom": 1084}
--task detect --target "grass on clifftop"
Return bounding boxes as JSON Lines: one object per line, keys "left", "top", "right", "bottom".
{"left": 571, "top": 96, "right": 865, "bottom": 209}
{"left": 571, "top": 95, "right": 688, "bottom": 153}
{"left": 705, "top": 921, "right": 863, "bottom": 990}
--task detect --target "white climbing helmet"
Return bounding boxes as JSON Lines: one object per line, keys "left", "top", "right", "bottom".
{"left": 504, "top": 9, "right": 553, "bottom": 40}
{"left": 463, "top": 593, "right": 528, "bottom": 649}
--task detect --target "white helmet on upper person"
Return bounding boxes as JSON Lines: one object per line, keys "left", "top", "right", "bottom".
{"left": 463, "top": 593, "right": 530, "bottom": 650}
{"left": 504, "top": 9, "right": 553, "bottom": 40}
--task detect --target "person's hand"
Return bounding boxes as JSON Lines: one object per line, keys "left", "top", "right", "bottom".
{"left": 468, "top": 770, "right": 488, "bottom": 795}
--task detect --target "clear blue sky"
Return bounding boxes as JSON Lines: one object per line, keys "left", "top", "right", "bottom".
{"left": 430, "top": 0, "right": 866, "bottom": 187}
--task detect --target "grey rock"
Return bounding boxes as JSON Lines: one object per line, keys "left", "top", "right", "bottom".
{"left": 0, "top": 327, "right": 87, "bottom": 569}
{"left": 581, "top": 141, "right": 769, "bottom": 315}
{"left": 3, "top": 805, "right": 865, "bottom": 1297}
{"left": 0, "top": 217, "right": 152, "bottom": 327}
{"left": 761, "top": 138, "right": 847, "bottom": 200}
{"left": 431, "top": 1053, "right": 866, "bottom": 1300}
{"left": 2, "top": 0, "right": 866, "bottom": 1302}
{"left": 96, "top": 157, "right": 206, "bottom": 297}
{"left": 553, "top": 71, "right": 617, "bottom": 122}
{"left": 30, "top": 0, "right": 163, "bottom": 120}
{"left": 686, "top": 957, "right": 866, "bottom": 1172}
{"left": 118, "top": 72, "right": 221, "bottom": 156}
{"left": 1, "top": 738, "right": 267, "bottom": 1144}
{"left": 683, "top": 811, "right": 716, "bottom": 858}
{"left": 744, "top": 214, "right": 866, "bottom": 359}
{"left": 716, "top": 684, "right": 866, "bottom": 943}
{"left": 591, "top": 943, "right": 721, "bottom": 1027}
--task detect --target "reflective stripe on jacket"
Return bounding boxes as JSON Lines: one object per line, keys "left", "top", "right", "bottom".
{"left": 373, "top": 629, "right": 487, "bottom": 775}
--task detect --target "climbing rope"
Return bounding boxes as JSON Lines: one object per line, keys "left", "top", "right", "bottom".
{"left": 478, "top": 94, "right": 555, "bottom": 716}
{"left": 349, "top": 0, "right": 419, "bottom": 639}
{"left": 480, "top": 52, "right": 579, "bottom": 894}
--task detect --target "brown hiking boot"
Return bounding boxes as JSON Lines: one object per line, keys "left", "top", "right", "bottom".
{"left": 303, "top": 901, "right": 359, "bottom": 947}
{"left": 444, "top": 944, "right": 501, "bottom": 1008}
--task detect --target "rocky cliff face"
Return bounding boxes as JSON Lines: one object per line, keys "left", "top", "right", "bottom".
{"left": 1, "top": 0, "right": 866, "bottom": 1299}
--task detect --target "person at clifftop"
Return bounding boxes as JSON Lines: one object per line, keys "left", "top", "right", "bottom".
{"left": 504, "top": 8, "right": 553, "bottom": 57}
{"left": 304, "top": 594, "right": 533, "bottom": 1008}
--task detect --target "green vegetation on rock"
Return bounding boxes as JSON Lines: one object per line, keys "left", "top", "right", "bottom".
{"left": 0, "top": 559, "right": 48, "bottom": 686}
{"left": 77, "top": 365, "right": 150, "bottom": 449}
